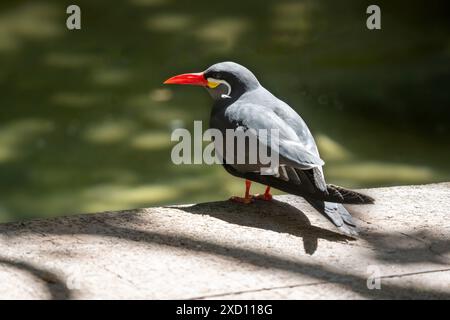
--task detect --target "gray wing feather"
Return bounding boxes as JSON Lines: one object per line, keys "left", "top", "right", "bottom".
{"left": 225, "top": 103, "right": 325, "bottom": 170}
{"left": 306, "top": 198, "right": 359, "bottom": 236}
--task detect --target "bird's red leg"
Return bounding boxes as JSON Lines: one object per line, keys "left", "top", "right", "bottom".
{"left": 230, "top": 179, "right": 254, "bottom": 204}
{"left": 254, "top": 186, "right": 273, "bottom": 201}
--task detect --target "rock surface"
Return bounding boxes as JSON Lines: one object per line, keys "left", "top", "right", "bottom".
{"left": 0, "top": 183, "right": 449, "bottom": 299}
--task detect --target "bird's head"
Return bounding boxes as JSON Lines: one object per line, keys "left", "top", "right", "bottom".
{"left": 164, "top": 61, "right": 260, "bottom": 101}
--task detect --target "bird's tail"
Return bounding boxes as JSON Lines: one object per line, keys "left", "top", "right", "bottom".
{"left": 306, "top": 198, "right": 359, "bottom": 236}
{"left": 324, "top": 184, "right": 374, "bottom": 205}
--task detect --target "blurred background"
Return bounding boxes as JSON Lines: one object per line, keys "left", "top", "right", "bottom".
{"left": 0, "top": 0, "right": 449, "bottom": 222}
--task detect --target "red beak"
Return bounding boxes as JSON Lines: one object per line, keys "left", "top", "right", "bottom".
{"left": 163, "top": 72, "right": 208, "bottom": 86}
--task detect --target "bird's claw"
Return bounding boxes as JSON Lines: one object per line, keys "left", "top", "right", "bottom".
{"left": 253, "top": 193, "right": 273, "bottom": 201}
{"left": 229, "top": 196, "right": 254, "bottom": 204}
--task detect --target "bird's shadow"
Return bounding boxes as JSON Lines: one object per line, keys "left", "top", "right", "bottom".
{"left": 168, "top": 199, "right": 355, "bottom": 255}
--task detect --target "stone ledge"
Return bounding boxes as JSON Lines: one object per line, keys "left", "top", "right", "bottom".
{"left": 0, "top": 183, "right": 449, "bottom": 299}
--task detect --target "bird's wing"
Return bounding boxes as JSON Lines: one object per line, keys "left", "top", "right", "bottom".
{"left": 225, "top": 103, "right": 325, "bottom": 170}
{"left": 247, "top": 87, "right": 321, "bottom": 157}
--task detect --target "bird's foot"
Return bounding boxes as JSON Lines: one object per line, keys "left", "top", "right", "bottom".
{"left": 253, "top": 193, "right": 273, "bottom": 201}
{"left": 229, "top": 196, "right": 254, "bottom": 204}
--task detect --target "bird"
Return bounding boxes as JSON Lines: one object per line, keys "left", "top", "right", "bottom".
{"left": 164, "top": 61, "right": 374, "bottom": 236}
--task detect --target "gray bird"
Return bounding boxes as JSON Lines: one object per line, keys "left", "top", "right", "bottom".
{"left": 164, "top": 61, "right": 374, "bottom": 236}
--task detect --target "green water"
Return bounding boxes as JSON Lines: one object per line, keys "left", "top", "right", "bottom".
{"left": 0, "top": 0, "right": 449, "bottom": 222}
